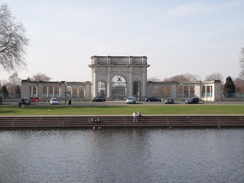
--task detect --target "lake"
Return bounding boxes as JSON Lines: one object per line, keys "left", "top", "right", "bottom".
{"left": 0, "top": 127, "right": 243, "bottom": 183}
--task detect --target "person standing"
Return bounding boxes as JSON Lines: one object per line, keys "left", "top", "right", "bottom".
{"left": 138, "top": 112, "right": 142, "bottom": 118}
{"left": 133, "top": 112, "right": 137, "bottom": 122}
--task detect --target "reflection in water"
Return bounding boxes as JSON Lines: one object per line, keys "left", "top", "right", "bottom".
{"left": 0, "top": 128, "right": 244, "bottom": 183}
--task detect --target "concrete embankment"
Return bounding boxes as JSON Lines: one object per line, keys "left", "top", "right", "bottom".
{"left": 0, "top": 115, "right": 244, "bottom": 128}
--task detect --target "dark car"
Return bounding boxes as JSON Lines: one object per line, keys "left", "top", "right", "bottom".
{"left": 165, "top": 97, "right": 174, "bottom": 104}
{"left": 19, "top": 98, "right": 30, "bottom": 107}
{"left": 185, "top": 97, "right": 199, "bottom": 104}
{"left": 145, "top": 97, "right": 161, "bottom": 102}
{"left": 92, "top": 96, "right": 106, "bottom": 102}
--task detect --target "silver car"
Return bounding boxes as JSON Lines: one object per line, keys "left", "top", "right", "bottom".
{"left": 50, "top": 98, "right": 58, "bottom": 105}
{"left": 126, "top": 97, "right": 136, "bottom": 104}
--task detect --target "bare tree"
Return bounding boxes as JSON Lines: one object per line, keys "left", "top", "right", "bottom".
{"left": 184, "top": 73, "right": 201, "bottom": 82}
{"left": 8, "top": 72, "right": 20, "bottom": 85}
{"left": 234, "top": 70, "right": 244, "bottom": 93}
{"left": 205, "top": 73, "right": 223, "bottom": 82}
{"left": 5, "top": 72, "right": 21, "bottom": 96}
{"left": 31, "top": 73, "right": 51, "bottom": 81}
{"left": 0, "top": 4, "right": 29, "bottom": 71}
{"left": 238, "top": 70, "right": 244, "bottom": 80}
{"left": 234, "top": 77, "right": 244, "bottom": 93}
{"left": 164, "top": 74, "right": 188, "bottom": 82}
{"left": 164, "top": 73, "right": 200, "bottom": 82}
{"left": 147, "top": 77, "right": 161, "bottom": 82}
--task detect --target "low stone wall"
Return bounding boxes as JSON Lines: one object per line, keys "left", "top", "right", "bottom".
{"left": 0, "top": 115, "right": 244, "bottom": 128}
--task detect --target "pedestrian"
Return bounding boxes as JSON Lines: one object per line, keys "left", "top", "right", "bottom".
{"left": 91, "top": 117, "right": 96, "bottom": 124}
{"left": 133, "top": 112, "right": 137, "bottom": 122}
{"left": 138, "top": 112, "right": 142, "bottom": 118}
{"left": 97, "top": 117, "right": 101, "bottom": 123}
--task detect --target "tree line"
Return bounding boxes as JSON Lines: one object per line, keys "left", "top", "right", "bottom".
{"left": 0, "top": 72, "right": 51, "bottom": 98}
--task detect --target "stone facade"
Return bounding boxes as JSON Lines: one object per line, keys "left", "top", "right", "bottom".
{"left": 147, "top": 80, "right": 221, "bottom": 101}
{"left": 21, "top": 56, "right": 221, "bottom": 101}
{"left": 21, "top": 80, "right": 92, "bottom": 101}
{"left": 89, "top": 56, "right": 149, "bottom": 100}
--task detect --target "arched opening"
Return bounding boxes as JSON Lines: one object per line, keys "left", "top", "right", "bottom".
{"left": 111, "top": 75, "right": 126, "bottom": 100}
{"left": 133, "top": 81, "right": 141, "bottom": 99}
{"left": 98, "top": 81, "right": 106, "bottom": 97}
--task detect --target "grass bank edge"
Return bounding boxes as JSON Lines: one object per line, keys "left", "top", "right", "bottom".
{"left": 0, "top": 105, "right": 244, "bottom": 115}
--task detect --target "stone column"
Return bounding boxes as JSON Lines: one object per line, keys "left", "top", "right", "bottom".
{"left": 38, "top": 83, "right": 43, "bottom": 99}
{"left": 47, "top": 86, "right": 49, "bottom": 98}
{"left": 205, "top": 86, "right": 207, "bottom": 98}
{"left": 128, "top": 67, "right": 132, "bottom": 96}
{"left": 60, "top": 82, "right": 66, "bottom": 99}
{"left": 182, "top": 85, "right": 184, "bottom": 98}
{"left": 35, "top": 86, "right": 38, "bottom": 97}
{"left": 53, "top": 86, "right": 55, "bottom": 97}
{"left": 107, "top": 67, "right": 111, "bottom": 100}
{"left": 171, "top": 82, "right": 177, "bottom": 98}
{"left": 194, "top": 82, "right": 201, "bottom": 98}
{"left": 30, "top": 86, "right": 33, "bottom": 97}
{"left": 59, "top": 86, "right": 61, "bottom": 97}
{"left": 142, "top": 67, "right": 147, "bottom": 99}
{"left": 93, "top": 70, "right": 98, "bottom": 97}
{"left": 83, "top": 86, "right": 86, "bottom": 98}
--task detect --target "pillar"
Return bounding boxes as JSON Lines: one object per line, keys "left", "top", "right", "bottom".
{"left": 171, "top": 83, "right": 177, "bottom": 98}
{"left": 30, "top": 86, "right": 34, "bottom": 97}
{"left": 128, "top": 67, "right": 132, "bottom": 96}
{"left": 142, "top": 67, "right": 147, "bottom": 99}
{"left": 53, "top": 86, "right": 55, "bottom": 97}
{"left": 182, "top": 85, "right": 184, "bottom": 98}
{"left": 47, "top": 86, "right": 49, "bottom": 97}
{"left": 205, "top": 86, "right": 207, "bottom": 98}
{"left": 93, "top": 70, "right": 98, "bottom": 97}
{"left": 107, "top": 67, "right": 111, "bottom": 99}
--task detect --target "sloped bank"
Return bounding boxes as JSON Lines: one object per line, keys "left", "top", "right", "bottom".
{"left": 0, "top": 115, "right": 244, "bottom": 128}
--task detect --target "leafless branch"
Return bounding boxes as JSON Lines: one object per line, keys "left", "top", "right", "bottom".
{"left": 0, "top": 4, "right": 29, "bottom": 71}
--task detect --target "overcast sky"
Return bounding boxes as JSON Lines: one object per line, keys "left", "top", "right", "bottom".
{"left": 1, "top": 0, "right": 244, "bottom": 83}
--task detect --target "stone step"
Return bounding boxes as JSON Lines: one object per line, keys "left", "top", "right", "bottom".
{"left": 0, "top": 116, "right": 244, "bottom": 128}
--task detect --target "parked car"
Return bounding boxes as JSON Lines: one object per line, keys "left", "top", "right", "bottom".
{"left": 145, "top": 97, "right": 161, "bottom": 102}
{"left": 185, "top": 97, "right": 199, "bottom": 104}
{"left": 165, "top": 97, "right": 174, "bottom": 104}
{"left": 19, "top": 98, "right": 30, "bottom": 107}
{"left": 126, "top": 97, "right": 136, "bottom": 104}
{"left": 30, "top": 97, "right": 40, "bottom": 103}
{"left": 50, "top": 98, "right": 58, "bottom": 105}
{"left": 92, "top": 96, "right": 106, "bottom": 102}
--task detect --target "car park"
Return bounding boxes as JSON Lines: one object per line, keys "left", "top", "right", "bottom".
{"left": 92, "top": 96, "right": 106, "bottom": 102}
{"left": 165, "top": 97, "right": 174, "bottom": 104}
{"left": 50, "top": 98, "right": 58, "bottom": 105}
{"left": 145, "top": 97, "right": 161, "bottom": 102}
{"left": 126, "top": 97, "right": 136, "bottom": 104}
{"left": 185, "top": 97, "right": 199, "bottom": 104}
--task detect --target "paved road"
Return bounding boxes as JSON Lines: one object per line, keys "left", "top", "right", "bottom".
{"left": 1, "top": 100, "right": 244, "bottom": 106}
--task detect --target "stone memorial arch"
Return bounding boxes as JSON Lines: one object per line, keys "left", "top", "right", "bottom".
{"left": 89, "top": 56, "right": 150, "bottom": 100}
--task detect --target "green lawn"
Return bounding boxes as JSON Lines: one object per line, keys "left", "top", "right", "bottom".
{"left": 0, "top": 105, "right": 244, "bottom": 115}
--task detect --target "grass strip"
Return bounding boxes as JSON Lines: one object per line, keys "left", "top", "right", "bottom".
{"left": 0, "top": 105, "right": 244, "bottom": 115}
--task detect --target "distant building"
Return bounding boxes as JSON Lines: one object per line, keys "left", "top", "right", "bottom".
{"left": 21, "top": 56, "right": 221, "bottom": 101}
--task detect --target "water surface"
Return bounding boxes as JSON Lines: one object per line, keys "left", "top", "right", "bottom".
{"left": 0, "top": 128, "right": 243, "bottom": 183}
